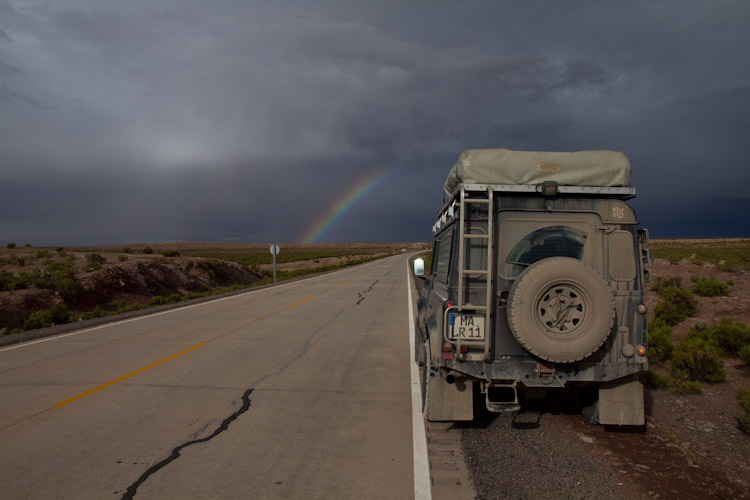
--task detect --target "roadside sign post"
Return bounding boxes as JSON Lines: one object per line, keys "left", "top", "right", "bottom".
{"left": 270, "top": 244, "right": 280, "bottom": 283}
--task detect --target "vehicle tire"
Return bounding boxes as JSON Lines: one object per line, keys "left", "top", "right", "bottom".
{"left": 506, "top": 257, "right": 615, "bottom": 363}
{"left": 420, "top": 339, "right": 430, "bottom": 416}
{"left": 415, "top": 326, "right": 425, "bottom": 366}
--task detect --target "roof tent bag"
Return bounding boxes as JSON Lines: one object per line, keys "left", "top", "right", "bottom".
{"left": 444, "top": 149, "right": 631, "bottom": 195}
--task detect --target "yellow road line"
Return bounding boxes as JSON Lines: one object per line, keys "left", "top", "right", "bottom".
{"left": 289, "top": 296, "right": 315, "bottom": 308}
{"left": 54, "top": 342, "right": 208, "bottom": 408}
{"left": 337, "top": 282, "right": 347, "bottom": 287}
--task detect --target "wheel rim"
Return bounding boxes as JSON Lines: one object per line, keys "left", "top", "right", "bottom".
{"left": 535, "top": 283, "right": 587, "bottom": 336}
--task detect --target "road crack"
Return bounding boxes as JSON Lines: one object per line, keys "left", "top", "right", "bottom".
{"left": 120, "top": 309, "right": 345, "bottom": 498}
{"left": 356, "top": 280, "right": 379, "bottom": 305}
{"left": 120, "top": 388, "right": 254, "bottom": 499}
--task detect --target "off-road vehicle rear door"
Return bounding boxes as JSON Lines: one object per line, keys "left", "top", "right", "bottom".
{"left": 494, "top": 210, "right": 606, "bottom": 359}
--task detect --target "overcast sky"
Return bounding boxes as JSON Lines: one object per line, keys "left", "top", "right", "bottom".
{"left": 1, "top": 1, "right": 749, "bottom": 245}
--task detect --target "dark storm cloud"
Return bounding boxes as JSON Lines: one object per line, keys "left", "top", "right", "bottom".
{"left": 1, "top": 0, "right": 749, "bottom": 244}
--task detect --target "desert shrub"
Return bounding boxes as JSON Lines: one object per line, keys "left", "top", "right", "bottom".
{"left": 0, "top": 270, "right": 45, "bottom": 291}
{"left": 16, "top": 270, "right": 41, "bottom": 289}
{"left": 206, "top": 259, "right": 222, "bottom": 277}
{"left": 147, "top": 295, "right": 167, "bottom": 306}
{"left": 653, "top": 287, "right": 698, "bottom": 326}
{"left": 688, "top": 253, "right": 704, "bottom": 266}
{"left": 55, "top": 275, "right": 80, "bottom": 297}
{"left": 670, "top": 337, "right": 726, "bottom": 384}
{"left": 36, "top": 250, "right": 51, "bottom": 259}
{"left": 142, "top": 247, "right": 154, "bottom": 254}
{"left": 739, "top": 387, "right": 750, "bottom": 405}
{"left": 109, "top": 300, "right": 126, "bottom": 310}
{"left": 48, "top": 303, "right": 73, "bottom": 324}
{"left": 118, "top": 254, "right": 128, "bottom": 262}
{"left": 688, "top": 318, "right": 750, "bottom": 358}
{"left": 56, "top": 246, "right": 64, "bottom": 252}
{"left": 640, "top": 370, "right": 669, "bottom": 389}
{"left": 23, "top": 304, "right": 73, "bottom": 331}
{"left": 651, "top": 275, "right": 682, "bottom": 294}
{"left": 0, "top": 270, "right": 15, "bottom": 291}
{"left": 80, "top": 306, "right": 105, "bottom": 320}
{"left": 691, "top": 277, "right": 729, "bottom": 297}
{"left": 41, "top": 261, "right": 81, "bottom": 298}
{"left": 146, "top": 294, "right": 182, "bottom": 306}
{"left": 23, "top": 310, "right": 53, "bottom": 330}
{"left": 670, "top": 377, "right": 704, "bottom": 395}
{"left": 741, "top": 411, "right": 750, "bottom": 434}
{"left": 648, "top": 318, "right": 675, "bottom": 364}
{"left": 162, "top": 250, "right": 180, "bottom": 257}
{"left": 739, "top": 387, "right": 750, "bottom": 434}
{"left": 114, "top": 302, "right": 144, "bottom": 313}
{"left": 83, "top": 253, "right": 105, "bottom": 271}
{"left": 23, "top": 243, "right": 32, "bottom": 248}
{"left": 6, "top": 243, "right": 16, "bottom": 249}
{"left": 122, "top": 247, "right": 133, "bottom": 254}
{"left": 739, "top": 345, "right": 750, "bottom": 367}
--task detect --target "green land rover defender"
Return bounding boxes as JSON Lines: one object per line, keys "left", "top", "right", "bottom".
{"left": 414, "top": 149, "right": 652, "bottom": 425}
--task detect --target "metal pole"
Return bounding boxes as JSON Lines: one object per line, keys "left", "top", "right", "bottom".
{"left": 273, "top": 251, "right": 277, "bottom": 283}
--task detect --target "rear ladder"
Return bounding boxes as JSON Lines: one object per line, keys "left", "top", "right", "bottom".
{"left": 455, "top": 186, "right": 494, "bottom": 361}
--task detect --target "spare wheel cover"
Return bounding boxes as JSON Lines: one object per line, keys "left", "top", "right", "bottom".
{"left": 506, "top": 257, "right": 615, "bottom": 363}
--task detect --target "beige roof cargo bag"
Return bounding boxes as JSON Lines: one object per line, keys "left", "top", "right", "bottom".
{"left": 444, "top": 149, "right": 631, "bottom": 196}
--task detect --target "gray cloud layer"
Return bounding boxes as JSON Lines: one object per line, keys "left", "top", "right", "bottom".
{"left": 1, "top": 0, "right": 749, "bottom": 245}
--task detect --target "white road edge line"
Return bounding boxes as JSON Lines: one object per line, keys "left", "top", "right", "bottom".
{"left": 0, "top": 260, "right": 380, "bottom": 353}
{"left": 407, "top": 264, "right": 432, "bottom": 500}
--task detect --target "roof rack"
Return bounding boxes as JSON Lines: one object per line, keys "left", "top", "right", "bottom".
{"left": 458, "top": 183, "right": 635, "bottom": 197}
{"left": 436, "top": 183, "right": 635, "bottom": 223}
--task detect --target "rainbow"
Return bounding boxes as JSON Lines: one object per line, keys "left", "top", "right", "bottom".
{"left": 300, "top": 168, "right": 394, "bottom": 243}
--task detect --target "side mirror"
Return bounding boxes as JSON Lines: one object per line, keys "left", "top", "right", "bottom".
{"left": 413, "top": 258, "right": 425, "bottom": 276}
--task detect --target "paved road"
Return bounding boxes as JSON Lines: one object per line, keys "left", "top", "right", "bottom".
{"left": 0, "top": 254, "right": 426, "bottom": 499}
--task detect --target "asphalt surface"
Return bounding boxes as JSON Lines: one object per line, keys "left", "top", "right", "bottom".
{"left": 0, "top": 254, "right": 419, "bottom": 499}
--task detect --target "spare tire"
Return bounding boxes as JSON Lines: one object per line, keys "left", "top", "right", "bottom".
{"left": 506, "top": 257, "right": 615, "bottom": 363}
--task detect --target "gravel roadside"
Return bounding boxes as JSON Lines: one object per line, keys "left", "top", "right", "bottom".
{"left": 460, "top": 404, "right": 632, "bottom": 500}
{"left": 460, "top": 395, "right": 749, "bottom": 500}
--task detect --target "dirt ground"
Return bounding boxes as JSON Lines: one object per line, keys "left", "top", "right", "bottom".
{"left": 640, "top": 258, "right": 750, "bottom": 495}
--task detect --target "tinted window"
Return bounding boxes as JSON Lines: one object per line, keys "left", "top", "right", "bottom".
{"left": 435, "top": 227, "right": 454, "bottom": 283}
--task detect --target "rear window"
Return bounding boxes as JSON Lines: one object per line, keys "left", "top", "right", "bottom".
{"left": 501, "top": 224, "right": 589, "bottom": 278}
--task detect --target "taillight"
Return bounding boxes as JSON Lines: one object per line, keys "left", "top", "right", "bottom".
{"left": 444, "top": 301, "right": 453, "bottom": 309}
{"left": 460, "top": 345, "right": 469, "bottom": 354}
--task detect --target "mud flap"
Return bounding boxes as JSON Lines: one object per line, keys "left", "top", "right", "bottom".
{"left": 583, "top": 377, "right": 644, "bottom": 426}
{"left": 424, "top": 371, "right": 474, "bottom": 422}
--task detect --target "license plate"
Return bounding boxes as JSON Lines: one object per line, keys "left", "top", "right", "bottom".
{"left": 448, "top": 314, "right": 486, "bottom": 341}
